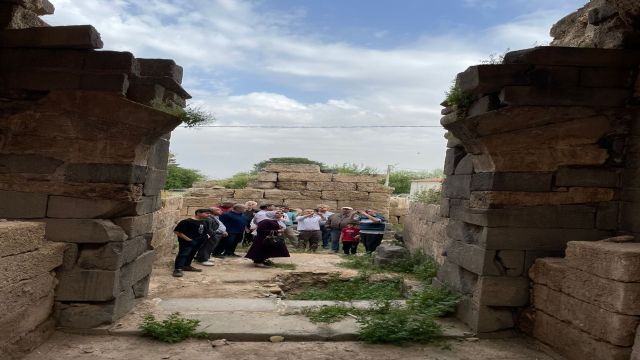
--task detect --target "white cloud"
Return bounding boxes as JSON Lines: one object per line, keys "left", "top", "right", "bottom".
{"left": 46, "top": 0, "right": 572, "bottom": 177}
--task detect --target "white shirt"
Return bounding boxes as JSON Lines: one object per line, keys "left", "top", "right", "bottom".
{"left": 253, "top": 210, "right": 275, "bottom": 225}
{"left": 318, "top": 211, "right": 333, "bottom": 225}
{"left": 296, "top": 214, "right": 322, "bottom": 231}
{"left": 214, "top": 216, "right": 226, "bottom": 233}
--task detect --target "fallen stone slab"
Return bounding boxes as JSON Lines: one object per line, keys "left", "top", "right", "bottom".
{"left": 98, "top": 298, "right": 469, "bottom": 341}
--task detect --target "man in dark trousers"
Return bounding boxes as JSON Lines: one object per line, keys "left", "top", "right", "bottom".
{"left": 194, "top": 207, "right": 223, "bottom": 266}
{"left": 219, "top": 203, "right": 248, "bottom": 257}
{"left": 173, "top": 208, "right": 212, "bottom": 277}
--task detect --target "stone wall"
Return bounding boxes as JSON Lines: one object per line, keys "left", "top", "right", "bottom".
{"left": 184, "top": 164, "right": 392, "bottom": 216}
{"left": 529, "top": 239, "right": 640, "bottom": 360}
{"left": 0, "top": 2, "right": 189, "bottom": 329}
{"left": 150, "top": 197, "right": 182, "bottom": 263}
{"left": 551, "top": 0, "right": 640, "bottom": 49}
{"left": 388, "top": 196, "right": 409, "bottom": 225}
{"left": 402, "top": 203, "right": 448, "bottom": 265}
{"left": 438, "top": 46, "right": 640, "bottom": 336}
{"left": 0, "top": 221, "right": 65, "bottom": 360}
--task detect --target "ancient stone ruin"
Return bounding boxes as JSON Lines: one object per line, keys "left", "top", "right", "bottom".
{"left": 184, "top": 163, "right": 392, "bottom": 217}
{"left": 0, "top": 1, "right": 188, "bottom": 357}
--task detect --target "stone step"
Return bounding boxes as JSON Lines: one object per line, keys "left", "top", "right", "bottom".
{"left": 63, "top": 298, "right": 470, "bottom": 342}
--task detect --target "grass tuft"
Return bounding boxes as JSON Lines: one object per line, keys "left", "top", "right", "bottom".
{"left": 291, "top": 273, "right": 403, "bottom": 301}
{"left": 139, "top": 312, "right": 208, "bottom": 343}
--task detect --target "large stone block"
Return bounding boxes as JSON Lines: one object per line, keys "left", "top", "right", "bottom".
{"left": 55, "top": 287, "right": 137, "bottom": 329}
{"left": 64, "top": 163, "right": 146, "bottom": 184}
{"left": 45, "top": 219, "right": 127, "bottom": 243}
{"left": 472, "top": 145, "right": 609, "bottom": 172}
{"left": 499, "top": 85, "right": 629, "bottom": 107}
{"left": 534, "top": 284, "right": 639, "bottom": 347}
{"left": 307, "top": 182, "right": 356, "bottom": 191}
{"left": 444, "top": 147, "right": 466, "bottom": 176}
{"left": 162, "top": 196, "right": 183, "bottom": 211}
{"left": 456, "top": 295, "right": 515, "bottom": 333}
{"left": 533, "top": 310, "right": 631, "bottom": 360}
{"left": 321, "top": 191, "right": 369, "bottom": 201}
{"left": 596, "top": 201, "right": 619, "bottom": 230}
{"left": 462, "top": 205, "right": 596, "bottom": 229}
{"left": 444, "top": 240, "right": 499, "bottom": 276}
{"left": 283, "top": 200, "right": 337, "bottom": 211}
{"left": 436, "top": 261, "right": 478, "bottom": 295}
{"left": 277, "top": 181, "right": 307, "bottom": 191}
{"left": 0, "top": 272, "right": 55, "bottom": 324}
{"left": 113, "top": 213, "right": 154, "bottom": 238}
{"left": 456, "top": 64, "right": 530, "bottom": 96}
{"left": 55, "top": 268, "right": 119, "bottom": 301}
{"left": 152, "top": 209, "right": 179, "bottom": 230}
{"left": 299, "top": 190, "right": 322, "bottom": 200}
{"left": 0, "top": 190, "right": 47, "bottom": 218}
{"left": 442, "top": 175, "right": 471, "bottom": 199}
{"left": 264, "top": 189, "right": 303, "bottom": 200}
{"left": 332, "top": 174, "right": 382, "bottom": 183}
{"left": 503, "top": 46, "right": 640, "bottom": 68}
{"left": 278, "top": 172, "right": 332, "bottom": 182}
{"left": 565, "top": 240, "right": 640, "bottom": 282}
{"left": 471, "top": 172, "right": 553, "bottom": 192}
{"left": 531, "top": 258, "right": 640, "bottom": 315}
{"left": 137, "top": 58, "right": 183, "bottom": 83}
{"left": 0, "top": 292, "right": 54, "bottom": 348}
{"left": 0, "top": 154, "right": 63, "bottom": 174}
{"left": 233, "top": 189, "right": 265, "bottom": 199}
{"left": 556, "top": 167, "right": 620, "bottom": 187}
{"left": 142, "top": 168, "right": 167, "bottom": 196}
{"left": 469, "top": 188, "right": 614, "bottom": 209}
{"left": 46, "top": 196, "right": 139, "bottom": 218}
{"left": 480, "top": 227, "right": 611, "bottom": 250}
{"left": 0, "top": 3, "right": 48, "bottom": 29}
{"left": 0, "top": 242, "right": 64, "bottom": 286}
{"left": 475, "top": 276, "right": 530, "bottom": 307}
{"left": 0, "top": 25, "right": 103, "bottom": 49}
{"left": 264, "top": 164, "right": 320, "bottom": 173}
{"left": 251, "top": 181, "right": 276, "bottom": 189}
{"left": 356, "top": 183, "right": 393, "bottom": 193}
{"left": 146, "top": 137, "right": 170, "bottom": 170}
{"left": 257, "top": 172, "right": 277, "bottom": 182}
{"left": 119, "top": 250, "right": 154, "bottom": 291}
{"left": 182, "top": 196, "right": 225, "bottom": 207}
{"left": 77, "top": 235, "right": 148, "bottom": 270}
{"left": 0, "top": 221, "right": 44, "bottom": 258}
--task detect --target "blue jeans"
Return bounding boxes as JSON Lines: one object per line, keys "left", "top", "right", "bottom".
{"left": 321, "top": 224, "right": 331, "bottom": 248}
{"left": 223, "top": 232, "right": 244, "bottom": 255}
{"left": 330, "top": 229, "right": 341, "bottom": 251}
{"left": 174, "top": 237, "right": 204, "bottom": 269}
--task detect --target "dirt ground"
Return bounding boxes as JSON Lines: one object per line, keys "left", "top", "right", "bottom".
{"left": 24, "top": 333, "right": 555, "bottom": 360}
{"left": 25, "top": 250, "right": 557, "bottom": 360}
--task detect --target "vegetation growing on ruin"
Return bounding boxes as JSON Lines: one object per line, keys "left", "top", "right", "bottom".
{"left": 384, "top": 169, "right": 444, "bottom": 194}
{"left": 139, "top": 312, "right": 208, "bottom": 343}
{"left": 291, "top": 273, "right": 404, "bottom": 301}
{"left": 300, "top": 251, "right": 459, "bottom": 344}
{"left": 444, "top": 84, "right": 473, "bottom": 112}
{"left": 412, "top": 188, "right": 442, "bottom": 205}
{"left": 151, "top": 99, "right": 215, "bottom": 127}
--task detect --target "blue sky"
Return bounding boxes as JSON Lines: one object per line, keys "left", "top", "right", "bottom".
{"left": 48, "top": 0, "right": 586, "bottom": 178}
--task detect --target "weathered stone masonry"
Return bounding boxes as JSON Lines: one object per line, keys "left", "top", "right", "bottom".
{"left": 185, "top": 163, "right": 392, "bottom": 217}
{"left": 436, "top": 45, "right": 640, "bottom": 356}
{"left": 0, "top": 0, "right": 189, "bottom": 352}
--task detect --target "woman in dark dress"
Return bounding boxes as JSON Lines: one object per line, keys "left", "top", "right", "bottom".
{"left": 245, "top": 212, "right": 290, "bottom": 267}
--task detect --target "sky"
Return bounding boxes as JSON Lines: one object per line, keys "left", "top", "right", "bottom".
{"left": 46, "top": 0, "right": 586, "bottom": 178}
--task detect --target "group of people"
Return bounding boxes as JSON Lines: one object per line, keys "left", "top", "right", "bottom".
{"left": 172, "top": 201, "right": 386, "bottom": 278}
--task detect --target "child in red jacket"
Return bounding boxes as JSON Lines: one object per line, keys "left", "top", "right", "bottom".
{"left": 340, "top": 222, "right": 360, "bottom": 255}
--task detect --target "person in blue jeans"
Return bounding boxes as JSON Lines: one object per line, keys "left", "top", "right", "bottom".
{"left": 173, "top": 208, "right": 212, "bottom": 277}
{"left": 219, "top": 204, "right": 248, "bottom": 257}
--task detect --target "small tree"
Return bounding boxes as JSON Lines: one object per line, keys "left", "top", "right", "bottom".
{"left": 164, "top": 153, "right": 205, "bottom": 189}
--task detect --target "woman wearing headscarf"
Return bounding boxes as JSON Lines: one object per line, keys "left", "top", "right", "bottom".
{"left": 245, "top": 210, "right": 290, "bottom": 267}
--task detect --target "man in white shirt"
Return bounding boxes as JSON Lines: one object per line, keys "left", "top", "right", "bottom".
{"left": 317, "top": 204, "right": 334, "bottom": 249}
{"left": 296, "top": 209, "right": 323, "bottom": 252}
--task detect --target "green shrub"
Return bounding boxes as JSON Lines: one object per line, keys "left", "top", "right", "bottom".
{"left": 444, "top": 84, "right": 473, "bottom": 111}
{"left": 302, "top": 305, "right": 357, "bottom": 323}
{"left": 411, "top": 188, "right": 442, "bottom": 205}
{"left": 219, "top": 172, "right": 257, "bottom": 189}
{"left": 357, "top": 301, "right": 442, "bottom": 344}
{"left": 339, "top": 251, "right": 438, "bottom": 283}
{"left": 151, "top": 100, "right": 215, "bottom": 127}
{"left": 291, "top": 274, "right": 403, "bottom": 301}
{"left": 139, "top": 312, "right": 208, "bottom": 343}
